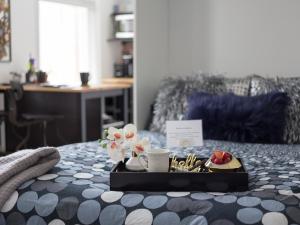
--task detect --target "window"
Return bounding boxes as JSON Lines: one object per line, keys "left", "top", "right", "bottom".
{"left": 39, "top": 0, "right": 90, "bottom": 85}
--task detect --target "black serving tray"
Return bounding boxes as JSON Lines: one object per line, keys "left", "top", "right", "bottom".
{"left": 110, "top": 158, "right": 248, "bottom": 192}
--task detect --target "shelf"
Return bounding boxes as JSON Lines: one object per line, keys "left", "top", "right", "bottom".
{"left": 111, "top": 12, "right": 133, "bottom": 17}
{"left": 103, "top": 121, "right": 125, "bottom": 129}
{"left": 107, "top": 38, "right": 133, "bottom": 42}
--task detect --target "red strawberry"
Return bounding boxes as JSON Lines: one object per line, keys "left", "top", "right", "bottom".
{"left": 214, "top": 151, "right": 223, "bottom": 160}
{"left": 222, "top": 152, "right": 231, "bottom": 161}
{"left": 214, "top": 158, "right": 223, "bottom": 165}
{"left": 211, "top": 154, "right": 216, "bottom": 161}
{"left": 223, "top": 157, "right": 231, "bottom": 164}
{"left": 211, "top": 150, "right": 233, "bottom": 164}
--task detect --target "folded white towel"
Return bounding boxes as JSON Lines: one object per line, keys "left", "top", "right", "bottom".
{"left": 0, "top": 147, "right": 60, "bottom": 209}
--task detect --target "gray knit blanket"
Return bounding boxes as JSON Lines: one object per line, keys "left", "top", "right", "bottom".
{"left": 0, "top": 147, "right": 60, "bottom": 209}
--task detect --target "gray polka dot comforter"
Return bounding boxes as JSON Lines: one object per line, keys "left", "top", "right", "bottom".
{"left": 1, "top": 131, "right": 300, "bottom": 225}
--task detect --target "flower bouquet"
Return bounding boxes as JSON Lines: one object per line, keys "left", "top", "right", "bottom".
{"left": 99, "top": 124, "right": 150, "bottom": 171}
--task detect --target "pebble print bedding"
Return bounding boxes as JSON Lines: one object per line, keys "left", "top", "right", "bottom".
{"left": 1, "top": 131, "right": 300, "bottom": 225}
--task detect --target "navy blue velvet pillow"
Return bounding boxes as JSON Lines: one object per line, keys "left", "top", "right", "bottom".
{"left": 186, "top": 91, "right": 289, "bottom": 144}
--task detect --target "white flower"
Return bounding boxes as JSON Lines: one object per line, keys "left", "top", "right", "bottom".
{"left": 107, "top": 141, "right": 125, "bottom": 162}
{"left": 102, "top": 124, "right": 152, "bottom": 162}
{"left": 107, "top": 127, "right": 124, "bottom": 143}
{"left": 124, "top": 124, "right": 137, "bottom": 143}
{"left": 132, "top": 138, "right": 151, "bottom": 155}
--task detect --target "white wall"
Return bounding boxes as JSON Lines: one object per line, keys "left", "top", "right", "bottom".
{"left": 134, "top": 0, "right": 300, "bottom": 128}
{"left": 169, "top": 0, "right": 300, "bottom": 77}
{"left": 98, "top": 0, "right": 121, "bottom": 79}
{"left": 169, "top": 0, "right": 211, "bottom": 75}
{"left": 134, "top": 0, "right": 169, "bottom": 129}
{"left": 0, "top": 0, "right": 38, "bottom": 83}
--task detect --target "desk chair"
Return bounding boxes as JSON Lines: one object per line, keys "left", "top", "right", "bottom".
{"left": 0, "top": 110, "right": 6, "bottom": 153}
{"left": 8, "top": 81, "right": 65, "bottom": 150}
{"left": 0, "top": 111, "right": 6, "bottom": 124}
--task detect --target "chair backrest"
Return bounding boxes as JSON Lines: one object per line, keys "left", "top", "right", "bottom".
{"left": 7, "top": 81, "right": 24, "bottom": 125}
{"left": 10, "top": 81, "right": 23, "bottom": 100}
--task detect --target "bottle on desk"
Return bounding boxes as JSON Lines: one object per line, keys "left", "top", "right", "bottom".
{"left": 25, "top": 56, "right": 37, "bottom": 83}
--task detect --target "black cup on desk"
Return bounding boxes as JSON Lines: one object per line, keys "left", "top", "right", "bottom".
{"left": 37, "top": 71, "right": 48, "bottom": 83}
{"left": 80, "top": 72, "right": 90, "bottom": 86}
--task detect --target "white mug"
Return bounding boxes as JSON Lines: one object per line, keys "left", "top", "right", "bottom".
{"left": 138, "top": 148, "right": 170, "bottom": 172}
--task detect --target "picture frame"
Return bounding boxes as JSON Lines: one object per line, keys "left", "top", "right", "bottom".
{"left": 0, "top": 0, "right": 11, "bottom": 62}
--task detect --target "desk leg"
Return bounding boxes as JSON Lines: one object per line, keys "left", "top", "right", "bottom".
{"left": 123, "top": 88, "right": 129, "bottom": 124}
{"left": 99, "top": 96, "right": 105, "bottom": 139}
{"left": 80, "top": 95, "right": 87, "bottom": 142}
{"left": 0, "top": 93, "right": 6, "bottom": 153}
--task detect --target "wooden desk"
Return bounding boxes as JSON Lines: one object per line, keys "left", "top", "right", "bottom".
{"left": 0, "top": 83, "right": 131, "bottom": 93}
{"left": 0, "top": 81, "right": 132, "bottom": 150}
{"left": 101, "top": 77, "right": 133, "bottom": 85}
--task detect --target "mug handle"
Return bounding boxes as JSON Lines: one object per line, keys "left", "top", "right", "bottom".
{"left": 137, "top": 154, "right": 148, "bottom": 171}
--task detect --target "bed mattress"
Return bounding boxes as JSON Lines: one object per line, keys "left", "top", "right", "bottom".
{"left": 1, "top": 131, "right": 300, "bottom": 225}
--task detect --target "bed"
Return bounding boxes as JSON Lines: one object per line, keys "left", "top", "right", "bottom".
{"left": 1, "top": 131, "right": 300, "bottom": 225}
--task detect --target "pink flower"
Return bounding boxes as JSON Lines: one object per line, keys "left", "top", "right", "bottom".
{"left": 133, "top": 138, "right": 150, "bottom": 155}
{"left": 124, "top": 124, "right": 137, "bottom": 142}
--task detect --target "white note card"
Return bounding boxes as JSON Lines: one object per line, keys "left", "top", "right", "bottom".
{"left": 166, "top": 120, "right": 203, "bottom": 148}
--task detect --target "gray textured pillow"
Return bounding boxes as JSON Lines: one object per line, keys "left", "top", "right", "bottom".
{"left": 276, "top": 77, "right": 300, "bottom": 144}
{"left": 224, "top": 77, "right": 251, "bottom": 96}
{"left": 249, "top": 74, "right": 300, "bottom": 144}
{"left": 249, "top": 74, "right": 277, "bottom": 96}
{"left": 149, "top": 73, "right": 227, "bottom": 134}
